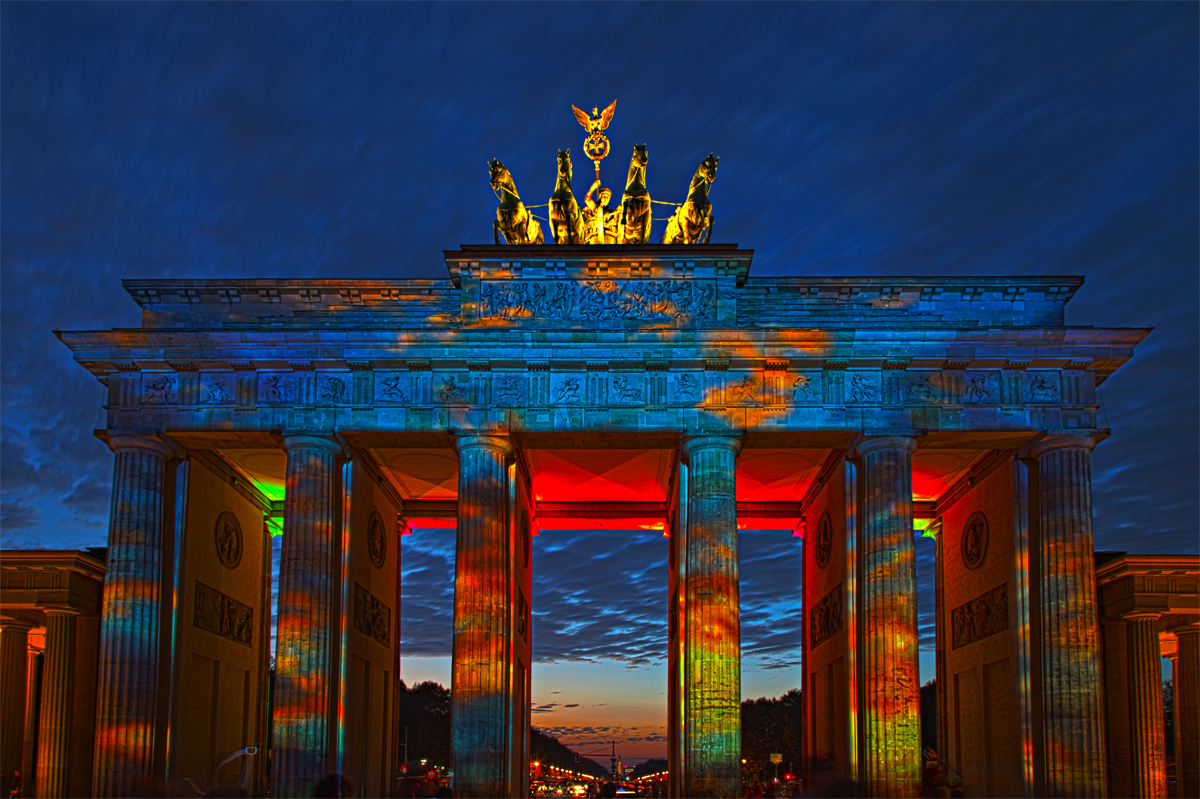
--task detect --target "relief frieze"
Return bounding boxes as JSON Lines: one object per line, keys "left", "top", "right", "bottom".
{"left": 201, "top": 374, "right": 234, "bottom": 404}
{"left": 951, "top": 583, "right": 1008, "bottom": 649}
{"left": 318, "top": 374, "right": 349, "bottom": 404}
{"left": 194, "top": 581, "right": 253, "bottom": 647}
{"left": 479, "top": 279, "right": 715, "bottom": 322}
{"left": 352, "top": 582, "right": 391, "bottom": 647}
{"left": 791, "top": 373, "right": 821, "bottom": 403}
{"left": 143, "top": 375, "right": 177, "bottom": 405}
{"left": 1025, "top": 373, "right": 1060, "bottom": 403}
{"left": 494, "top": 374, "right": 526, "bottom": 405}
{"left": 435, "top": 376, "right": 467, "bottom": 404}
{"left": 963, "top": 372, "right": 996, "bottom": 404}
{"left": 810, "top": 582, "right": 843, "bottom": 649}
{"left": 260, "top": 373, "right": 294, "bottom": 404}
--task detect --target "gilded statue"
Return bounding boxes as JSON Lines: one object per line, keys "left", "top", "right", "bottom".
{"left": 662, "top": 153, "right": 718, "bottom": 244}
{"left": 572, "top": 100, "right": 617, "bottom": 179}
{"left": 548, "top": 149, "right": 584, "bottom": 245}
{"left": 489, "top": 159, "right": 544, "bottom": 245}
{"left": 617, "top": 144, "right": 651, "bottom": 244}
{"left": 582, "top": 180, "right": 619, "bottom": 244}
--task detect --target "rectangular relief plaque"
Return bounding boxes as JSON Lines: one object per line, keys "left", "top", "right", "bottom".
{"left": 353, "top": 582, "right": 391, "bottom": 648}
{"left": 951, "top": 583, "right": 1009, "bottom": 649}
{"left": 810, "top": 582, "right": 843, "bottom": 649}
{"left": 194, "top": 581, "right": 253, "bottom": 647}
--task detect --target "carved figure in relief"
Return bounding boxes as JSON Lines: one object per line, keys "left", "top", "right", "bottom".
{"left": 436, "top": 377, "right": 467, "bottom": 403}
{"left": 1026, "top": 374, "right": 1059, "bottom": 403}
{"left": 965, "top": 375, "right": 991, "bottom": 404}
{"left": 676, "top": 374, "right": 700, "bottom": 401}
{"left": 367, "top": 513, "right": 386, "bottom": 569}
{"left": 847, "top": 373, "right": 878, "bottom": 402}
{"left": 261, "top": 375, "right": 293, "bottom": 404}
{"left": 618, "top": 144, "right": 652, "bottom": 244}
{"left": 662, "top": 153, "right": 718, "bottom": 244}
{"left": 489, "top": 159, "right": 544, "bottom": 246}
{"left": 907, "top": 373, "right": 939, "bottom": 403}
{"left": 962, "top": 511, "right": 988, "bottom": 570}
{"left": 612, "top": 376, "right": 643, "bottom": 403}
{"left": 379, "top": 375, "right": 408, "bottom": 403}
{"left": 320, "top": 375, "right": 347, "bottom": 403}
{"left": 548, "top": 149, "right": 584, "bottom": 245}
{"left": 144, "top": 375, "right": 177, "bottom": 405}
{"left": 496, "top": 375, "right": 522, "bottom": 404}
{"left": 204, "top": 378, "right": 233, "bottom": 404}
{"left": 552, "top": 377, "right": 582, "bottom": 404}
{"left": 791, "top": 374, "right": 819, "bottom": 403}
{"left": 730, "top": 374, "right": 760, "bottom": 404}
{"left": 215, "top": 512, "right": 242, "bottom": 569}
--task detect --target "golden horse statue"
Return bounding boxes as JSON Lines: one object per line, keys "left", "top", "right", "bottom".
{"left": 489, "top": 159, "right": 543, "bottom": 245}
{"left": 548, "top": 149, "right": 584, "bottom": 245}
{"left": 617, "top": 144, "right": 652, "bottom": 245}
{"left": 662, "top": 153, "right": 718, "bottom": 244}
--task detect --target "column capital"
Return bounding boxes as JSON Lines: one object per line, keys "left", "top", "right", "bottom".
{"left": 453, "top": 433, "right": 513, "bottom": 457}
{"left": 107, "top": 434, "right": 174, "bottom": 459}
{"left": 855, "top": 434, "right": 918, "bottom": 458}
{"left": 1029, "top": 434, "right": 1101, "bottom": 459}
{"left": 1124, "top": 611, "right": 1163, "bottom": 622}
{"left": 681, "top": 435, "right": 742, "bottom": 459}
{"left": 1175, "top": 622, "right": 1200, "bottom": 639}
{"left": 0, "top": 619, "right": 34, "bottom": 633}
{"left": 282, "top": 434, "right": 343, "bottom": 456}
{"left": 40, "top": 606, "right": 81, "bottom": 618}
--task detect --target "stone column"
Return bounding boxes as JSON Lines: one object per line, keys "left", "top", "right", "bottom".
{"left": 272, "top": 435, "right": 343, "bottom": 798}
{"left": 681, "top": 435, "right": 741, "bottom": 799}
{"left": 1177, "top": 626, "right": 1200, "bottom": 799}
{"left": 854, "top": 436, "right": 921, "bottom": 799}
{"left": 450, "top": 434, "right": 513, "bottom": 798}
{"left": 93, "top": 434, "right": 173, "bottom": 798}
{"left": 1031, "top": 435, "right": 1107, "bottom": 798}
{"left": 36, "top": 608, "right": 79, "bottom": 799}
{"left": 1125, "top": 613, "right": 1166, "bottom": 798}
{"left": 0, "top": 620, "right": 32, "bottom": 790}
{"left": 22, "top": 644, "right": 43, "bottom": 797}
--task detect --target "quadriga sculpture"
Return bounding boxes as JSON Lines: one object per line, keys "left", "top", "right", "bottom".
{"left": 489, "top": 159, "right": 544, "bottom": 245}
{"left": 548, "top": 149, "right": 584, "bottom": 245}
{"left": 618, "top": 144, "right": 652, "bottom": 244}
{"left": 662, "top": 153, "right": 718, "bottom": 244}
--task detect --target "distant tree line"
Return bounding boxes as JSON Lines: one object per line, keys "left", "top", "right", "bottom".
{"left": 740, "top": 689, "right": 802, "bottom": 782}
{"left": 395, "top": 680, "right": 607, "bottom": 778}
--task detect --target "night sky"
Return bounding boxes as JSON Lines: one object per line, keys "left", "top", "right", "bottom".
{"left": 3, "top": 2, "right": 1196, "bottom": 762}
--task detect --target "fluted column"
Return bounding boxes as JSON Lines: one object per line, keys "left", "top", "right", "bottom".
{"left": 1031, "top": 435, "right": 1107, "bottom": 798}
{"left": 0, "top": 620, "right": 32, "bottom": 791}
{"left": 92, "top": 434, "right": 172, "bottom": 798}
{"left": 272, "top": 435, "right": 343, "bottom": 798}
{"left": 681, "top": 435, "right": 741, "bottom": 799}
{"left": 1126, "top": 613, "right": 1166, "bottom": 798}
{"left": 22, "top": 644, "right": 43, "bottom": 797}
{"left": 450, "top": 434, "right": 513, "bottom": 798}
{"left": 1177, "top": 626, "right": 1200, "bottom": 799}
{"left": 36, "top": 608, "right": 79, "bottom": 799}
{"left": 855, "top": 436, "right": 921, "bottom": 798}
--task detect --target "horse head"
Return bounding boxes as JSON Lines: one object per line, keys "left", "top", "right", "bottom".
{"left": 556, "top": 149, "right": 573, "bottom": 183}
{"left": 489, "top": 159, "right": 512, "bottom": 193}
{"left": 699, "top": 153, "right": 719, "bottom": 185}
{"left": 631, "top": 144, "right": 648, "bottom": 168}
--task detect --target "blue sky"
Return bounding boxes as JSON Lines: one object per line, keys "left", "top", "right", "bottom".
{"left": 3, "top": 1, "right": 1196, "bottom": 763}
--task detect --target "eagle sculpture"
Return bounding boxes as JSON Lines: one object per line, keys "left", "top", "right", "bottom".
{"left": 572, "top": 100, "right": 617, "bottom": 136}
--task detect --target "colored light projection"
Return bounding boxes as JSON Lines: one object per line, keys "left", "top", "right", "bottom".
{"left": 1033, "top": 439, "right": 1107, "bottom": 798}
{"left": 681, "top": 437, "right": 742, "bottom": 799}
{"left": 450, "top": 435, "right": 517, "bottom": 797}
{"left": 855, "top": 437, "right": 922, "bottom": 799}
{"left": 272, "top": 437, "right": 341, "bottom": 798}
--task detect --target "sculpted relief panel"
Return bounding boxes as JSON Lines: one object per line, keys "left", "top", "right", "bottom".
{"left": 478, "top": 279, "right": 716, "bottom": 323}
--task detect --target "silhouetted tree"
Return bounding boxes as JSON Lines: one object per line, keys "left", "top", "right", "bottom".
{"left": 921, "top": 680, "right": 937, "bottom": 752}
{"left": 740, "top": 689, "right": 802, "bottom": 782}
{"left": 396, "top": 680, "right": 451, "bottom": 767}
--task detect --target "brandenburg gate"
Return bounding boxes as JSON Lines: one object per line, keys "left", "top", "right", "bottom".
{"left": 50, "top": 106, "right": 1176, "bottom": 799}
{"left": 55, "top": 241, "right": 1155, "bottom": 798}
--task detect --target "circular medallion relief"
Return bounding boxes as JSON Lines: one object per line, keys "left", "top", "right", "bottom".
{"left": 962, "top": 511, "right": 988, "bottom": 571}
{"left": 214, "top": 511, "right": 243, "bottom": 570}
{"left": 367, "top": 511, "right": 387, "bottom": 569}
{"left": 815, "top": 512, "right": 833, "bottom": 569}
